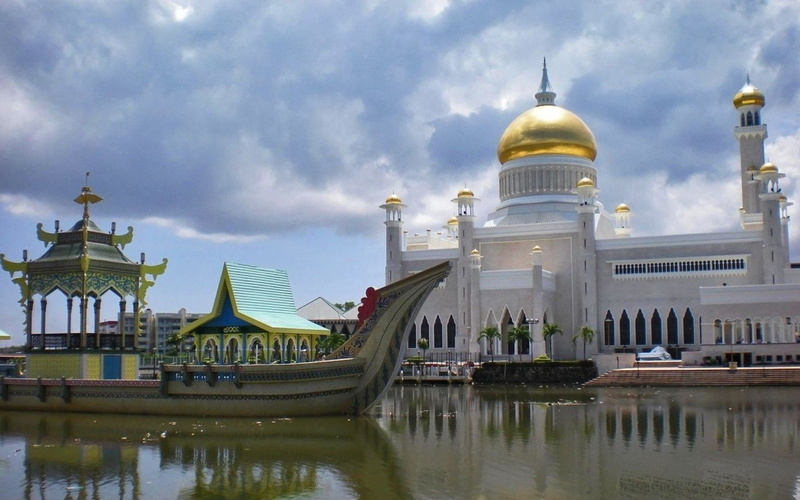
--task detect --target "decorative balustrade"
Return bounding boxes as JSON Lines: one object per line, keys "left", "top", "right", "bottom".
{"left": 30, "top": 333, "right": 136, "bottom": 350}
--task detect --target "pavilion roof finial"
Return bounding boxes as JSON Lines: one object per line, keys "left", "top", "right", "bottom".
{"left": 74, "top": 173, "right": 103, "bottom": 221}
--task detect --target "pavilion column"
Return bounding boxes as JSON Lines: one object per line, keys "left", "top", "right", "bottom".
{"left": 80, "top": 296, "right": 88, "bottom": 349}
{"left": 26, "top": 298, "right": 34, "bottom": 350}
{"left": 94, "top": 297, "right": 101, "bottom": 349}
{"left": 40, "top": 298, "right": 47, "bottom": 336}
{"left": 119, "top": 300, "right": 127, "bottom": 349}
{"left": 66, "top": 298, "right": 73, "bottom": 334}
{"left": 130, "top": 300, "right": 139, "bottom": 354}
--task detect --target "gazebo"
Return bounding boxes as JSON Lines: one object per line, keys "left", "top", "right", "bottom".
{"left": 0, "top": 182, "right": 167, "bottom": 379}
{"left": 179, "top": 262, "right": 328, "bottom": 364}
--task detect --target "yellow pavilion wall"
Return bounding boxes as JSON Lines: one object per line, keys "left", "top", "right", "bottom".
{"left": 25, "top": 353, "right": 140, "bottom": 380}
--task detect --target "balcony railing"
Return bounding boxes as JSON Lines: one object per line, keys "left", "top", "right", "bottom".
{"left": 30, "top": 333, "right": 136, "bottom": 350}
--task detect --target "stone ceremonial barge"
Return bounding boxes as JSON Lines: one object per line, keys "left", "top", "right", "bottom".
{"left": 0, "top": 182, "right": 452, "bottom": 416}
{"left": 0, "top": 260, "right": 450, "bottom": 417}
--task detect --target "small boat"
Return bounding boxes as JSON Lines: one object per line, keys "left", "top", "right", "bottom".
{"left": 0, "top": 261, "right": 452, "bottom": 417}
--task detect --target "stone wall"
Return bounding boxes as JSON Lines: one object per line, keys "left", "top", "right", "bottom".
{"left": 472, "top": 361, "right": 597, "bottom": 384}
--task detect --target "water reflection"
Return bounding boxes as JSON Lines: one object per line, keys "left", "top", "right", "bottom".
{"left": 373, "top": 385, "right": 800, "bottom": 499}
{"left": 0, "top": 413, "right": 408, "bottom": 500}
{"left": 0, "top": 386, "right": 799, "bottom": 499}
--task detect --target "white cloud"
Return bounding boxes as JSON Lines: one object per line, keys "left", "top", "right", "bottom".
{"left": 142, "top": 216, "right": 265, "bottom": 243}
{"left": 0, "top": 194, "right": 56, "bottom": 218}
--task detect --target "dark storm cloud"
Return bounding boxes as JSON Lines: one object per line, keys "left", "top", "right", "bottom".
{"left": 0, "top": 1, "right": 530, "bottom": 237}
{"left": 427, "top": 105, "right": 515, "bottom": 175}
{"left": 759, "top": 24, "right": 800, "bottom": 105}
{"left": 1, "top": 0, "right": 798, "bottom": 241}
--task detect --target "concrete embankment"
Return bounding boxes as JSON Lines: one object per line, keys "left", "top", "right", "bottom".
{"left": 471, "top": 362, "right": 597, "bottom": 384}
{"left": 585, "top": 366, "right": 800, "bottom": 387}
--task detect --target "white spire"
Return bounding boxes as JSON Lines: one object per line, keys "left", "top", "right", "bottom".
{"left": 535, "top": 57, "right": 556, "bottom": 106}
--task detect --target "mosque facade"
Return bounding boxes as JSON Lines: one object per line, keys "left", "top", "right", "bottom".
{"left": 382, "top": 63, "right": 800, "bottom": 366}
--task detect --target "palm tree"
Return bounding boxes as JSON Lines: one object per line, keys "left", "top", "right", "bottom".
{"left": 417, "top": 337, "right": 429, "bottom": 360}
{"left": 572, "top": 326, "right": 595, "bottom": 360}
{"left": 507, "top": 326, "right": 531, "bottom": 362}
{"left": 478, "top": 326, "right": 501, "bottom": 362}
{"left": 542, "top": 322, "right": 563, "bottom": 359}
{"left": 318, "top": 331, "right": 346, "bottom": 357}
{"left": 165, "top": 333, "right": 182, "bottom": 357}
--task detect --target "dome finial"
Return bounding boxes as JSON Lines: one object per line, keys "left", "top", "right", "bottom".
{"left": 535, "top": 57, "right": 556, "bottom": 106}
{"left": 733, "top": 73, "right": 765, "bottom": 109}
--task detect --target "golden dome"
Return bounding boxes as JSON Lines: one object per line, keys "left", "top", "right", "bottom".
{"left": 733, "top": 78, "right": 765, "bottom": 108}
{"left": 457, "top": 187, "right": 474, "bottom": 198}
{"left": 615, "top": 203, "right": 630, "bottom": 213}
{"left": 385, "top": 193, "right": 402, "bottom": 204}
{"left": 760, "top": 162, "right": 778, "bottom": 174}
{"left": 497, "top": 105, "right": 597, "bottom": 164}
{"left": 779, "top": 194, "right": 787, "bottom": 202}
{"left": 470, "top": 249, "right": 481, "bottom": 256}
{"left": 532, "top": 245, "right": 542, "bottom": 252}
{"left": 447, "top": 216, "right": 458, "bottom": 225}
{"left": 577, "top": 177, "right": 595, "bottom": 188}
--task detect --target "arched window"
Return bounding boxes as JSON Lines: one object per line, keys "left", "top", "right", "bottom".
{"left": 300, "top": 340, "right": 309, "bottom": 362}
{"left": 249, "top": 338, "right": 264, "bottom": 363}
{"left": 740, "top": 113, "right": 745, "bottom": 127}
{"left": 506, "top": 316, "right": 515, "bottom": 355}
{"left": 204, "top": 339, "right": 219, "bottom": 362}
{"left": 667, "top": 309, "right": 679, "bottom": 344}
{"left": 446, "top": 316, "right": 456, "bottom": 349}
{"left": 407, "top": 322, "right": 417, "bottom": 349}
{"left": 434, "top": 316, "right": 443, "bottom": 348}
{"left": 651, "top": 309, "right": 663, "bottom": 345}
{"left": 227, "top": 338, "right": 240, "bottom": 364}
{"left": 604, "top": 310, "right": 615, "bottom": 346}
{"left": 421, "top": 317, "right": 430, "bottom": 341}
{"left": 519, "top": 313, "right": 531, "bottom": 354}
{"left": 683, "top": 308, "right": 695, "bottom": 344}
{"left": 619, "top": 310, "right": 631, "bottom": 346}
{"left": 272, "top": 339, "right": 281, "bottom": 362}
{"left": 746, "top": 111, "right": 753, "bottom": 126}
{"left": 635, "top": 310, "right": 647, "bottom": 345}
{"left": 754, "top": 111, "right": 760, "bottom": 125}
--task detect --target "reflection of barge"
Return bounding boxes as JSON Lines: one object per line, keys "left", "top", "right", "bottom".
{"left": 0, "top": 409, "right": 408, "bottom": 500}
{"left": 0, "top": 261, "right": 451, "bottom": 417}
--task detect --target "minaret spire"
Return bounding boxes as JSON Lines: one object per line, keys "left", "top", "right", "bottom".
{"left": 535, "top": 57, "right": 556, "bottom": 106}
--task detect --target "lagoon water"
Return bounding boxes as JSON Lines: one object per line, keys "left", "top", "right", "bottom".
{"left": 0, "top": 385, "right": 798, "bottom": 499}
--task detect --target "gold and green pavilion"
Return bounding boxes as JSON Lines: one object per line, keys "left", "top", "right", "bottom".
{"left": 179, "top": 262, "right": 328, "bottom": 364}
{"left": 0, "top": 182, "right": 166, "bottom": 379}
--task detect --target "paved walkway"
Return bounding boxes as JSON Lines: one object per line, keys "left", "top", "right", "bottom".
{"left": 585, "top": 366, "right": 800, "bottom": 387}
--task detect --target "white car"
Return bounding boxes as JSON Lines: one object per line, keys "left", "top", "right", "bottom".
{"left": 636, "top": 346, "right": 672, "bottom": 361}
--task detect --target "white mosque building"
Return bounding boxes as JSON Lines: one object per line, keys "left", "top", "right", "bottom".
{"left": 382, "top": 63, "right": 800, "bottom": 367}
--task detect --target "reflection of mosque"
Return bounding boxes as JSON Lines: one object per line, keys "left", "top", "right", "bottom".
{"left": 378, "top": 386, "right": 800, "bottom": 498}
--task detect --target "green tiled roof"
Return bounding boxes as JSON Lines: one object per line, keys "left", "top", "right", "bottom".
{"left": 35, "top": 241, "right": 134, "bottom": 264}
{"left": 183, "top": 262, "right": 327, "bottom": 335}
{"left": 31, "top": 218, "right": 135, "bottom": 266}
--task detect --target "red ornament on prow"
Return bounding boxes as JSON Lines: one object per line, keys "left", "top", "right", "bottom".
{"left": 355, "top": 287, "right": 380, "bottom": 331}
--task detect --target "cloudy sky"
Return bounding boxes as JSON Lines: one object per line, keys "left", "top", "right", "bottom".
{"left": 2, "top": 0, "right": 799, "bottom": 343}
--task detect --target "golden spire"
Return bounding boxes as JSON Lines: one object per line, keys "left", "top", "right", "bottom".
{"left": 74, "top": 172, "right": 103, "bottom": 220}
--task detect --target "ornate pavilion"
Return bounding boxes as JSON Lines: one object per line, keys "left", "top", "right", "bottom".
{"left": 178, "top": 262, "right": 328, "bottom": 364}
{"left": 0, "top": 182, "right": 167, "bottom": 379}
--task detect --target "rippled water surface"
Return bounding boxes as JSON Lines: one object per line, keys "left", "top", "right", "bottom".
{"left": 1, "top": 385, "right": 798, "bottom": 499}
